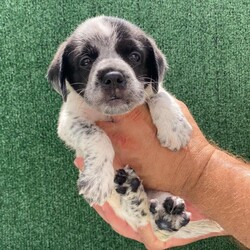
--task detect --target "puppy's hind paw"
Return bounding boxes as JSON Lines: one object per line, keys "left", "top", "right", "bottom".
{"left": 150, "top": 196, "right": 190, "bottom": 232}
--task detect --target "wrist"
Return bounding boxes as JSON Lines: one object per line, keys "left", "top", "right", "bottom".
{"left": 187, "top": 147, "right": 248, "bottom": 203}
{"left": 180, "top": 143, "right": 217, "bottom": 199}
{"left": 154, "top": 142, "right": 217, "bottom": 198}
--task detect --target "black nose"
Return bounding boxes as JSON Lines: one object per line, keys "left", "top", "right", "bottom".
{"left": 102, "top": 71, "right": 126, "bottom": 89}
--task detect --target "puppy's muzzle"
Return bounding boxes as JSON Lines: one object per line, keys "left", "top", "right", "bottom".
{"left": 101, "top": 71, "right": 126, "bottom": 91}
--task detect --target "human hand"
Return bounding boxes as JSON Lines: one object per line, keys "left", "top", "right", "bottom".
{"left": 95, "top": 101, "right": 215, "bottom": 198}
{"left": 74, "top": 158, "right": 224, "bottom": 250}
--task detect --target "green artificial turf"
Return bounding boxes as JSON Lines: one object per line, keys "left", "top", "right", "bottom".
{"left": 1, "top": 0, "right": 249, "bottom": 249}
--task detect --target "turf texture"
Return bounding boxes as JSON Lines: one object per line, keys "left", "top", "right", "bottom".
{"left": 1, "top": 0, "right": 249, "bottom": 249}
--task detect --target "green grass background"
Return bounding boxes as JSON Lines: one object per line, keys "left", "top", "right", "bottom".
{"left": 1, "top": 0, "right": 249, "bottom": 249}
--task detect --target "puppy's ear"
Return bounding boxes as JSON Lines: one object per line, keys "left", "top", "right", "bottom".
{"left": 145, "top": 37, "right": 168, "bottom": 93}
{"left": 47, "top": 41, "right": 69, "bottom": 101}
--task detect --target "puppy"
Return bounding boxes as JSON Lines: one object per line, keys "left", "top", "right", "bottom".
{"left": 47, "top": 16, "right": 223, "bottom": 241}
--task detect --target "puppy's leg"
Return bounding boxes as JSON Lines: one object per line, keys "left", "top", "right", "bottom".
{"left": 112, "top": 167, "right": 150, "bottom": 228}
{"left": 148, "top": 87, "right": 192, "bottom": 151}
{"left": 111, "top": 167, "right": 190, "bottom": 238}
{"left": 58, "top": 107, "right": 114, "bottom": 205}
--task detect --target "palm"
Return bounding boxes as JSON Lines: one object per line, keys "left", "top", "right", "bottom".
{"left": 74, "top": 157, "right": 223, "bottom": 250}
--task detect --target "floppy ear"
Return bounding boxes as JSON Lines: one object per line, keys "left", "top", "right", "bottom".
{"left": 47, "top": 41, "right": 68, "bottom": 101}
{"left": 145, "top": 37, "right": 168, "bottom": 93}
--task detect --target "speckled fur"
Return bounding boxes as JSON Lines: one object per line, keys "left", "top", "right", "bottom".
{"left": 47, "top": 16, "right": 223, "bottom": 240}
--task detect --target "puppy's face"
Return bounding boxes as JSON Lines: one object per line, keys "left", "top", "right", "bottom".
{"left": 48, "top": 16, "right": 167, "bottom": 115}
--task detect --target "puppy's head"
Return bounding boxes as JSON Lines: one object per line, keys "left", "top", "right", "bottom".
{"left": 47, "top": 16, "right": 167, "bottom": 115}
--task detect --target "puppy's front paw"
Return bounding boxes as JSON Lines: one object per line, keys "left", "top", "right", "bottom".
{"left": 77, "top": 157, "right": 114, "bottom": 205}
{"left": 150, "top": 196, "right": 190, "bottom": 232}
{"left": 114, "top": 167, "right": 141, "bottom": 195}
{"left": 156, "top": 114, "right": 192, "bottom": 151}
{"left": 149, "top": 92, "right": 192, "bottom": 151}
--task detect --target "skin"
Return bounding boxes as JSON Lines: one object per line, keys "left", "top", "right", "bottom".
{"left": 74, "top": 101, "right": 250, "bottom": 249}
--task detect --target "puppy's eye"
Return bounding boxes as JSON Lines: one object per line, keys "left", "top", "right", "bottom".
{"left": 128, "top": 51, "right": 141, "bottom": 63}
{"left": 80, "top": 56, "right": 92, "bottom": 67}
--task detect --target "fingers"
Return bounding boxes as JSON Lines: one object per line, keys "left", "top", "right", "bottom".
{"left": 185, "top": 201, "right": 206, "bottom": 221}
{"left": 98, "top": 203, "right": 142, "bottom": 242}
{"left": 92, "top": 204, "right": 109, "bottom": 224}
{"left": 73, "top": 159, "right": 141, "bottom": 242}
{"left": 159, "top": 231, "right": 227, "bottom": 249}
{"left": 74, "top": 156, "right": 122, "bottom": 171}
{"left": 73, "top": 157, "right": 217, "bottom": 249}
{"left": 138, "top": 224, "right": 167, "bottom": 250}
{"left": 74, "top": 157, "right": 84, "bottom": 171}
{"left": 138, "top": 223, "right": 225, "bottom": 250}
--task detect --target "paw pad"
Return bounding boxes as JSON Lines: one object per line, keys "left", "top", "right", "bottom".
{"left": 131, "top": 178, "right": 140, "bottom": 192}
{"left": 114, "top": 169, "right": 127, "bottom": 185}
{"left": 114, "top": 167, "right": 142, "bottom": 196}
{"left": 163, "top": 197, "right": 185, "bottom": 215}
{"left": 150, "top": 196, "right": 190, "bottom": 232}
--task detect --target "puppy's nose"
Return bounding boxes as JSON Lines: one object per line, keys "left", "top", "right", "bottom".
{"left": 102, "top": 71, "right": 126, "bottom": 89}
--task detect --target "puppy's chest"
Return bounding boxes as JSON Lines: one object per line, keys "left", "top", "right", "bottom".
{"left": 81, "top": 106, "right": 109, "bottom": 122}
{"left": 66, "top": 92, "right": 110, "bottom": 123}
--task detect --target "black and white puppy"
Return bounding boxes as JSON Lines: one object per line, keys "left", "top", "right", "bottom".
{"left": 47, "top": 16, "right": 222, "bottom": 240}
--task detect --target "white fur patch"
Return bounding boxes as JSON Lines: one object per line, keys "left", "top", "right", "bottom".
{"left": 50, "top": 16, "right": 223, "bottom": 242}
{"left": 148, "top": 87, "right": 192, "bottom": 151}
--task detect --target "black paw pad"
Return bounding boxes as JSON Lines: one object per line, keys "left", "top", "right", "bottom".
{"left": 155, "top": 219, "right": 175, "bottom": 231}
{"left": 114, "top": 169, "right": 128, "bottom": 185}
{"left": 149, "top": 202, "right": 157, "bottom": 214}
{"left": 172, "top": 203, "right": 185, "bottom": 215}
{"left": 130, "top": 178, "right": 141, "bottom": 192}
{"left": 163, "top": 197, "right": 185, "bottom": 215}
{"left": 180, "top": 213, "right": 190, "bottom": 227}
{"left": 163, "top": 197, "right": 174, "bottom": 214}
{"left": 115, "top": 186, "right": 127, "bottom": 195}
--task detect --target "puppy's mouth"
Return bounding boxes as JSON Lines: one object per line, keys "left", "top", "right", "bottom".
{"left": 105, "top": 95, "right": 131, "bottom": 113}
{"left": 107, "top": 95, "right": 125, "bottom": 104}
{"left": 101, "top": 93, "right": 144, "bottom": 115}
{"left": 84, "top": 84, "right": 145, "bottom": 115}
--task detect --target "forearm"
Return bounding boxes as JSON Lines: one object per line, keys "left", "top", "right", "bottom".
{"left": 186, "top": 149, "right": 250, "bottom": 247}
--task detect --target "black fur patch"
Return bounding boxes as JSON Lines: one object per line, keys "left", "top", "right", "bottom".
{"left": 107, "top": 17, "right": 163, "bottom": 92}
{"left": 131, "top": 198, "right": 143, "bottom": 206}
{"left": 48, "top": 16, "right": 166, "bottom": 101}
{"left": 63, "top": 42, "right": 99, "bottom": 96}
